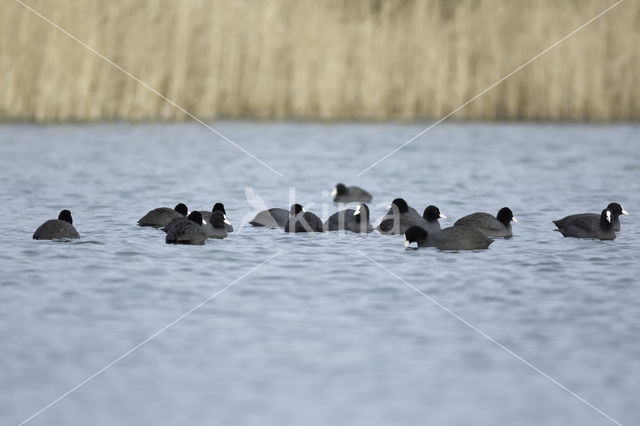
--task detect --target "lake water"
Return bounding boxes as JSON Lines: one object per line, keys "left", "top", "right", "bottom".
{"left": 1, "top": 122, "right": 639, "bottom": 426}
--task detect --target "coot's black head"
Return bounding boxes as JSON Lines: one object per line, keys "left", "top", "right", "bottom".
{"left": 209, "top": 211, "right": 228, "bottom": 228}
{"left": 497, "top": 207, "right": 517, "bottom": 226}
{"left": 391, "top": 198, "right": 409, "bottom": 214}
{"left": 423, "top": 205, "right": 446, "bottom": 222}
{"left": 212, "top": 203, "right": 226, "bottom": 214}
{"left": 188, "top": 211, "right": 204, "bottom": 224}
{"left": 290, "top": 204, "right": 304, "bottom": 216}
{"left": 606, "top": 202, "right": 628, "bottom": 217}
{"left": 58, "top": 210, "right": 73, "bottom": 224}
{"left": 354, "top": 203, "right": 370, "bottom": 221}
{"left": 600, "top": 209, "right": 614, "bottom": 230}
{"left": 404, "top": 226, "right": 427, "bottom": 248}
{"left": 335, "top": 183, "right": 347, "bottom": 195}
{"left": 174, "top": 203, "right": 188, "bottom": 216}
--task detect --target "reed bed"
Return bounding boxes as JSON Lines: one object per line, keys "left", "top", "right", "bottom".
{"left": 1, "top": 0, "right": 638, "bottom": 122}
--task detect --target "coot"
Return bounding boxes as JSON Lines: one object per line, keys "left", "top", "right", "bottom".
{"left": 33, "top": 210, "right": 80, "bottom": 240}
{"left": 202, "top": 211, "right": 229, "bottom": 239}
{"left": 556, "top": 208, "right": 616, "bottom": 240}
{"left": 454, "top": 207, "right": 517, "bottom": 237}
{"left": 165, "top": 211, "right": 208, "bottom": 245}
{"left": 249, "top": 208, "right": 290, "bottom": 228}
{"left": 332, "top": 183, "right": 372, "bottom": 203}
{"left": 404, "top": 226, "right": 493, "bottom": 251}
{"left": 200, "top": 203, "right": 233, "bottom": 232}
{"left": 554, "top": 202, "right": 628, "bottom": 233}
{"left": 138, "top": 203, "right": 188, "bottom": 227}
{"left": 420, "top": 205, "right": 446, "bottom": 235}
{"left": 284, "top": 204, "right": 324, "bottom": 233}
{"left": 377, "top": 198, "right": 422, "bottom": 235}
{"left": 324, "top": 203, "right": 373, "bottom": 233}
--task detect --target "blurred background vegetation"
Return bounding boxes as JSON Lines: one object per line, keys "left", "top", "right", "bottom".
{"left": 1, "top": 0, "right": 638, "bottom": 122}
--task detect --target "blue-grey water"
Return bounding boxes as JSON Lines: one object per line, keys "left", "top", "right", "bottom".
{"left": 1, "top": 122, "right": 639, "bottom": 426}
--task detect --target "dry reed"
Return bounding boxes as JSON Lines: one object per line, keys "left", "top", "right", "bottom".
{"left": 0, "top": 0, "right": 638, "bottom": 122}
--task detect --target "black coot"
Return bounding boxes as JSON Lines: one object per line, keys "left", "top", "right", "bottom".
{"left": 284, "top": 204, "right": 324, "bottom": 233}
{"left": 419, "top": 205, "right": 446, "bottom": 235}
{"left": 165, "top": 211, "right": 208, "bottom": 245}
{"left": 376, "top": 198, "right": 422, "bottom": 235}
{"left": 202, "top": 211, "right": 229, "bottom": 239}
{"left": 201, "top": 203, "right": 233, "bottom": 232}
{"left": 554, "top": 202, "right": 628, "bottom": 233}
{"left": 324, "top": 203, "right": 373, "bottom": 233}
{"left": 33, "top": 210, "right": 80, "bottom": 240}
{"left": 332, "top": 183, "right": 372, "bottom": 203}
{"left": 404, "top": 226, "right": 493, "bottom": 251}
{"left": 556, "top": 208, "right": 616, "bottom": 240}
{"left": 138, "top": 203, "right": 188, "bottom": 227}
{"left": 454, "top": 207, "right": 517, "bottom": 237}
{"left": 249, "top": 208, "right": 290, "bottom": 228}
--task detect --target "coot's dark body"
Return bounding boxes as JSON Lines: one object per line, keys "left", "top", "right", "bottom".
{"left": 404, "top": 226, "right": 492, "bottom": 251}
{"left": 163, "top": 211, "right": 200, "bottom": 234}
{"left": 200, "top": 203, "right": 233, "bottom": 232}
{"left": 454, "top": 207, "right": 516, "bottom": 238}
{"left": 284, "top": 205, "right": 324, "bottom": 233}
{"left": 556, "top": 209, "right": 616, "bottom": 240}
{"left": 324, "top": 204, "right": 373, "bottom": 233}
{"left": 553, "top": 202, "right": 628, "bottom": 233}
{"left": 202, "top": 211, "right": 229, "bottom": 239}
{"left": 165, "top": 212, "right": 207, "bottom": 245}
{"left": 377, "top": 198, "right": 423, "bottom": 235}
{"left": 33, "top": 210, "right": 80, "bottom": 240}
{"left": 332, "top": 183, "right": 372, "bottom": 203}
{"left": 138, "top": 203, "right": 188, "bottom": 228}
{"left": 249, "top": 208, "right": 290, "bottom": 228}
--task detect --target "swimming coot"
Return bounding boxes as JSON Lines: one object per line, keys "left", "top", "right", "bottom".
{"left": 200, "top": 203, "right": 233, "bottom": 232}
{"left": 419, "top": 205, "right": 446, "bottom": 235}
{"left": 454, "top": 207, "right": 517, "bottom": 237}
{"left": 284, "top": 204, "right": 324, "bottom": 233}
{"left": 555, "top": 208, "right": 616, "bottom": 240}
{"left": 165, "top": 211, "right": 208, "bottom": 245}
{"left": 163, "top": 210, "right": 203, "bottom": 234}
{"left": 554, "top": 202, "right": 628, "bottom": 233}
{"left": 404, "top": 226, "right": 493, "bottom": 251}
{"left": 33, "top": 210, "right": 80, "bottom": 240}
{"left": 202, "top": 211, "right": 229, "bottom": 239}
{"left": 377, "top": 198, "right": 422, "bottom": 235}
{"left": 138, "top": 203, "right": 188, "bottom": 227}
{"left": 332, "top": 183, "right": 372, "bottom": 203}
{"left": 324, "top": 203, "right": 373, "bottom": 233}
{"left": 249, "top": 208, "right": 290, "bottom": 228}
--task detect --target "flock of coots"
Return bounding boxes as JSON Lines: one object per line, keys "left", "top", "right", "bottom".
{"left": 32, "top": 183, "right": 629, "bottom": 251}
{"left": 137, "top": 202, "right": 233, "bottom": 245}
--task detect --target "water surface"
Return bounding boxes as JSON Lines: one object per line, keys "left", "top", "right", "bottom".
{"left": 1, "top": 122, "right": 639, "bottom": 425}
